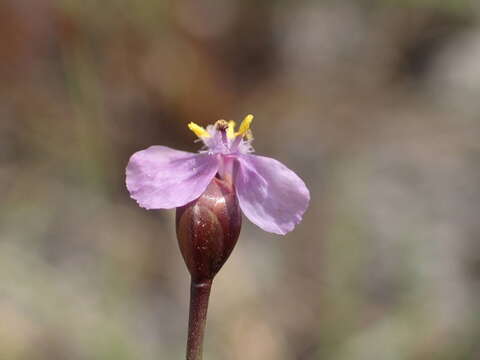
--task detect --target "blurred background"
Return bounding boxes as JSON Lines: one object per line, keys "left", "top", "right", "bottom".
{"left": 1, "top": 0, "right": 480, "bottom": 359}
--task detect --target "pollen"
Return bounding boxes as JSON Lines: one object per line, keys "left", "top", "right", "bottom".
{"left": 235, "top": 114, "right": 253, "bottom": 137}
{"left": 227, "top": 120, "right": 236, "bottom": 139}
{"left": 188, "top": 122, "right": 210, "bottom": 138}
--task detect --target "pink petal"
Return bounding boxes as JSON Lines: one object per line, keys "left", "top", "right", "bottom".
{"left": 126, "top": 146, "right": 218, "bottom": 209}
{"left": 234, "top": 154, "right": 310, "bottom": 235}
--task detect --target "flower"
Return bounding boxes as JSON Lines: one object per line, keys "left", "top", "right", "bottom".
{"left": 126, "top": 115, "right": 310, "bottom": 235}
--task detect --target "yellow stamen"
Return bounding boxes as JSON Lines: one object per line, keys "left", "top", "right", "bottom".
{"left": 188, "top": 122, "right": 210, "bottom": 138}
{"left": 227, "top": 120, "right": 236, "bottom": 139}
{"left": 235, "top": 114, "right": 253, "bottom": 137}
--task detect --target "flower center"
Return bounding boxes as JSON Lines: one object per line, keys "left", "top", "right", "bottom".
{"left": 215, "top": 120, "right": 230, "bottom": 148}
{"left": 188, "top": 115, "right": 254, "bottom": 155}
{"left": 215, "top": 119, "right": 229, "bottom": 131}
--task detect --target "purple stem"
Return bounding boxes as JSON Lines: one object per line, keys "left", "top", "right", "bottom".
{"left": 186, "top": 279, "right": 213, "bottom": 360}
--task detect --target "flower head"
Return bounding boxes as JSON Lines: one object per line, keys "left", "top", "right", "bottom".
{"left": 126, "top": 115, "right": 310, "bottom": 235}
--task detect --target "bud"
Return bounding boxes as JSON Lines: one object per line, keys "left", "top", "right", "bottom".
{"left": 176, "top": 177, "right": 242, "bottom": 282}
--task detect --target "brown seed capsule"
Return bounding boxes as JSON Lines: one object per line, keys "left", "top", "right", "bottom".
{"left": 176, "top": 176, "right": 242, "bottom": 282}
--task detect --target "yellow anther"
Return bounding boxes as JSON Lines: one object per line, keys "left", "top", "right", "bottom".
{"left": 235, "top": 114, "right": 253, "bottom": 137}
{"left": 227, "top": 120, "right": 236, "bottom": 139}
{"left": 188, "top": 122, "right": 210, "bottom": 138}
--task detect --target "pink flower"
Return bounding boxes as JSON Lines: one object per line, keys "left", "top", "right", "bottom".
{"left": 126, "top": 115, "right": 310, "bottom": 235}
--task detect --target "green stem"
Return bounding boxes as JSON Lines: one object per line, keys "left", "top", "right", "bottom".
{"left": 186, "top": 279, "right": 212, "bottom": 360}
